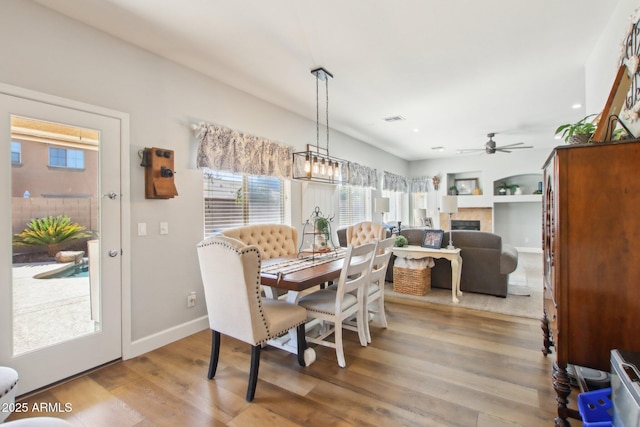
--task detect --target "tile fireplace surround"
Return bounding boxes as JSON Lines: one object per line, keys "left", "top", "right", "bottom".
{"left": 439, "top": 208, "right": 492, "bottom": 232}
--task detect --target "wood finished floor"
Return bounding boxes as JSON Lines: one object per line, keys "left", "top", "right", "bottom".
{"left": 9, "top": 301, "right": 561, "bottom": 427}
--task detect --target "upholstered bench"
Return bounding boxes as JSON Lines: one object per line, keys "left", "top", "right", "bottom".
{"left": 221, "top": 224, "right": 299, "bottom": 298}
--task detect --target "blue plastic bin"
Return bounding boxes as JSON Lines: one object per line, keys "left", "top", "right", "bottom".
{"left": 578, "top": 387, "right": 613, "bottom": 427}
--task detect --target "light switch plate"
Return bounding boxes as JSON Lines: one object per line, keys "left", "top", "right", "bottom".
{"left": 160, "top": 222, "right": 169, "bottom": 235}
{"left": 137, "top": 223, "right": 147, "bottom": 236}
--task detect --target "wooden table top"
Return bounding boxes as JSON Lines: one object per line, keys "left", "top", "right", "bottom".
{"left": 260, "top": 256, "right": 344, "bottom": 292}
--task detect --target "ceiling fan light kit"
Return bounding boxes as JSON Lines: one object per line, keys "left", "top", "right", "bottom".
{"left": 458, "top": 132, "right": 533, "bottom": 155}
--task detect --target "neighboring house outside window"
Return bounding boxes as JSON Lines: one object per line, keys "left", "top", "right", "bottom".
{"left": 11, "top": 141, "right": 21, "bottom": 164}
{"left": 203, "top": 169, "right": 284, "bottom": 237}
{"left": 49, "top": 146, "right": 85, "bottom": 169}
{"left": 338, "top": 185, "right": 371, "bottom": 228}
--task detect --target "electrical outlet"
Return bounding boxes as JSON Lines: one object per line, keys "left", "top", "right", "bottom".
{"left": 187, "top": 291, "right": 196, "bottom": 308}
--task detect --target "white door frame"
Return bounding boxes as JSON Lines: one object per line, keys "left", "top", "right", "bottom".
{"left": 0, "top": 82, "right": 132, "bottom": 381}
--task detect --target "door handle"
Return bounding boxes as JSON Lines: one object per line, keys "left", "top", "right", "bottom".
{"left": 103, "top": 192, "right": 118, "bottom": 200}
{"left": 108, "top": 250, "right": 119, "bottom": 257}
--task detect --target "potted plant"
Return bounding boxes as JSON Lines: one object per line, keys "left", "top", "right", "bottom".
{"left": 448, "top": 185, "right": 458, "bottom": 195}
{"left": 314, "top": 216, "right": 330, "bottom": 250}
{"left": 554, "top": 114, "right": 598, "bottom": 144}
{"left": 497, "top": 182, "right": 509, "bottom": 195}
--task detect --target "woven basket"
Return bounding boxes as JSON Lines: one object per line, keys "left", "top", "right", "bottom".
{"left": 393, "top": 266, "right": 431, "bottom": 296}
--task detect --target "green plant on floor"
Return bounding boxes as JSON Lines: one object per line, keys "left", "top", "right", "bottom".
{"left": 13, "top": 215, "right": 91, "bottom": 256}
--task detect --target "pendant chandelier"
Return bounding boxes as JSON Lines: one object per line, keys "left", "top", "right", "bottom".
{"left": 292, "top": 67, "right": 345, "bottom": 184}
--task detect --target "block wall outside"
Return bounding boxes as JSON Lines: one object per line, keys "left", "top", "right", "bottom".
{"left": 11, "top": 197, "right": 98, "bottom": 235}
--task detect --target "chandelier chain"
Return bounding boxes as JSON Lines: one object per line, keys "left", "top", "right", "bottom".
{"left": 315, "top": 74, "right": 320, "bottom": 155}
{"left": 325, "top": 77, "right": 329, "bottom": 154}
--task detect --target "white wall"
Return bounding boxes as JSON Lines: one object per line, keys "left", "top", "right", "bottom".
{"left": 586, "top": 0, "right": 640, "bottom": 114}
{"left": 0, "top": 0, "right": 407, "bottom": 356}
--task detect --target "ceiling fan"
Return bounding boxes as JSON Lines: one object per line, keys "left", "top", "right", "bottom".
{"left": 458, "top": 133, "right": 533, "bottom": 154}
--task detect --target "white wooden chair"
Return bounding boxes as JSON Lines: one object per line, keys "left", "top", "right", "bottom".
{"left": 363, "top": 236, "right": 395, "bottom": 343}
{"left": 297, "top": 242, "right": 376, "bottom": 368}
{"left": 196, "top": 235, "right": 309, "bottom": 401}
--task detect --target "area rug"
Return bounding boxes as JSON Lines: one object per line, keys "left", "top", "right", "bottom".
{"left": 384, "top": 252, "right": 544, "bottom": 319}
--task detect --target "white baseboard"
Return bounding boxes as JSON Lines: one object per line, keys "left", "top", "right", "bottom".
{"left": 515, "top": 246, "right": 542, "bottom": 254}
{"left": 125, "top": 316, "right": 209, "bottom": 360}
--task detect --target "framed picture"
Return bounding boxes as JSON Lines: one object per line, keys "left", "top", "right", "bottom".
{"left": 421, "top": 229, "right": 444, "bottom": 249}
{"left": 420, "top": 217, "right": 433, "bottom": 228}
{"left": 454, "top": 178, "right": 479, "bottom": 195}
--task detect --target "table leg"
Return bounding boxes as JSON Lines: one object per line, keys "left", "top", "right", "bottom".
{"left": 265, "top": 290, "right": 317, "bottom": 365}
{"left": 450, "top": 255, "right": 463, "bottom": 303}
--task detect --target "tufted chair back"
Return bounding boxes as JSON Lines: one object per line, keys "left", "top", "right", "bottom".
{"left": 346, "top": 221, "right": 386, "bottom": 247}
{"left": 221, "top": 224, "right": 298, "bottom": 260}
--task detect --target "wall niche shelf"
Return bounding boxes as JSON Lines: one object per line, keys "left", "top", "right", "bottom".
{"left": 493, "top": 173, "right": 543, "bottom": 198}
{"left": 493, "top": 194, "right": 542, "bottom": 203}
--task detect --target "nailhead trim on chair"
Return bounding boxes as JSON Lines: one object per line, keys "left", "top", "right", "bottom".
{"left": 0, "top": 376, "right": 18, "bottom": 399}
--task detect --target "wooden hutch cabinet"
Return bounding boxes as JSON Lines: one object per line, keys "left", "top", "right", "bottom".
{"left": 541, "top": 140, "right": 640, "bottom": 426}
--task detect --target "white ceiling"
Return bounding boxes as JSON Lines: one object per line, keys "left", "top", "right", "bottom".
{"left": 34, "top": 0, "right": 619, "bottom": 160}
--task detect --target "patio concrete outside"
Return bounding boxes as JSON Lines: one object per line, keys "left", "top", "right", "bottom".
{"left": 12, "top": 261, "right": 97, "bottom": 355}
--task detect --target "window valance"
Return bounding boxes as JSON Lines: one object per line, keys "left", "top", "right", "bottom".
{"left": 347, "top": 162, "right": 378, "bottom": 188}
{"left": 409, "top": 177, "right": 431, "bottom": 193}
{"left": 196, "top": 122, "right": 293, "bottom": 179}
{"left": 383, "top": 171, "right": 408, "bottom": 192}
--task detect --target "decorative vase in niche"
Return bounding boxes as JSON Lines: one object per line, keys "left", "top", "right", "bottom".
{"left": 514, "top": 187, "right": 523, "bottom": 195}
{"left": 498, "top": 188, "right": 507, "bottom": 196}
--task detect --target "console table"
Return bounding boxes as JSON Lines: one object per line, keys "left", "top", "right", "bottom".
{"left": 392, "top": 246, "right": 463, "bottom": 303}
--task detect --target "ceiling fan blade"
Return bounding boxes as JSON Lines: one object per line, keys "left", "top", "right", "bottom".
{"left": 498, "top": 145, "right": 533, "bottom": 150}
{"left": 495, "top": 142, "right": 525, "bottom": 149}
{"left": 457, "top": 148, "right": 486, "bottom": 154}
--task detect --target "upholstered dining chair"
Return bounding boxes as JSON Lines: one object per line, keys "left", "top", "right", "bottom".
{"left": 297, "top": 242, "right": 376, "bottom": 368}
{"left": 221, "top": 224, "right": 298, "bottom": 299}
{"left": 346, "top": 221, "right": 387, "bottom": 247}
{"left": 196, "top": 235, "right": 309, "bottom": 402}
{"left": 362, "top": 236, "right": 395, "bottom": 343}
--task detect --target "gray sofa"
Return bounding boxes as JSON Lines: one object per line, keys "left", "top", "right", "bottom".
{"left": 337, "top": 227, "right": 518, "bottom": 298}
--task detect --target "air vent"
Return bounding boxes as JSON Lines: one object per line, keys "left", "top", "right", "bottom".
{"left": 383, "top": 115, "right": 405, "bottom": 122}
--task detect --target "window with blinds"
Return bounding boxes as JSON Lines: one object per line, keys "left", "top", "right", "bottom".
{"left": 383, "top": 190, "right": 403, "bottom": 223}
{"left": 338, "top": 185, "right": 370, "bottom": 228}
{"left": 203, "top": 169, "right": 284, "bottom": 236}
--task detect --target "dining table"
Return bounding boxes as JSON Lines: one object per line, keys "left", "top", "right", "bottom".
{"left": 259, "top": 248, "right": 347, "bottom": 365}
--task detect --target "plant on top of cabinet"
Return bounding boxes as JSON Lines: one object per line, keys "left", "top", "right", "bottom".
{"left": 554, "top": 114, "right": 597, "bottom": 144}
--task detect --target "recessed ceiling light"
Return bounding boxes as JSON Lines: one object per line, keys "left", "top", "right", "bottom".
{"left": 432, "top": 146, "right": 445, "bottom": 152}
{"left": 413, "top": 128, "right": 419, "bottom": 133}
{"left": 382, "top": 115, "right": 405, "bottom": 122}
{"left": 572, "top": 103, "right": 582, "bottom": 109}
